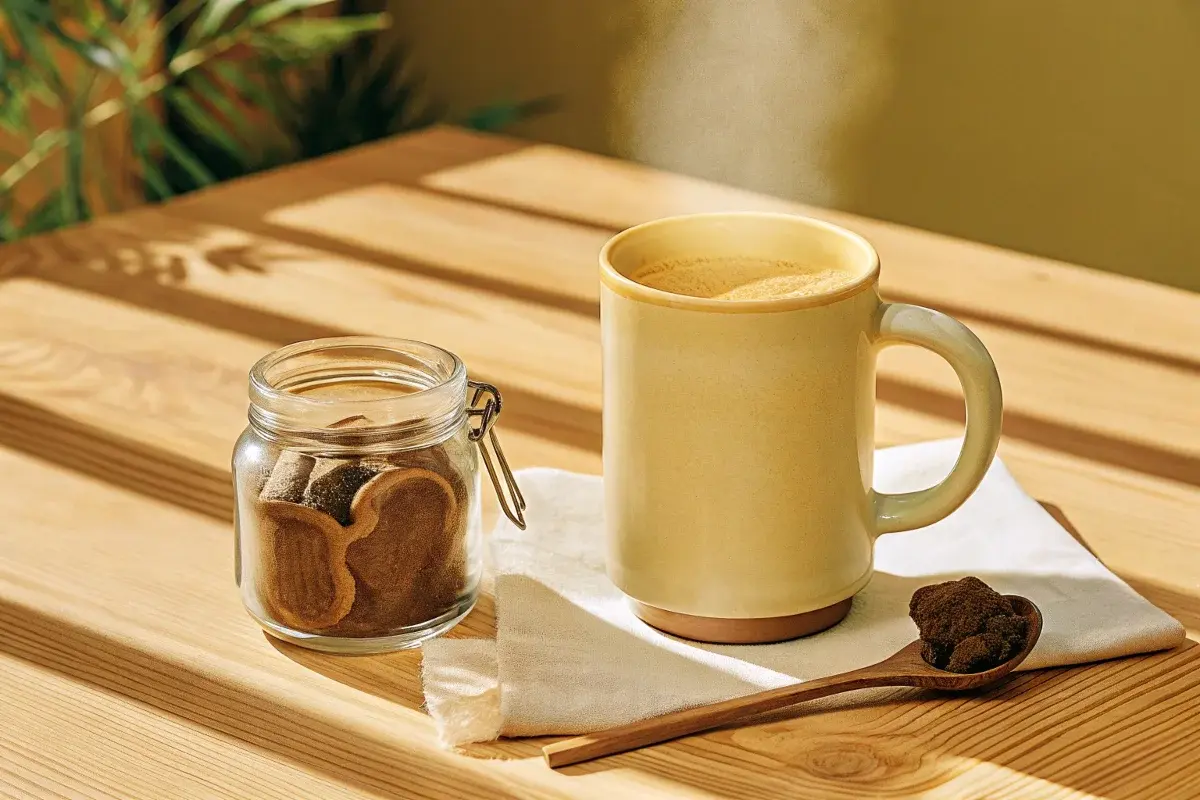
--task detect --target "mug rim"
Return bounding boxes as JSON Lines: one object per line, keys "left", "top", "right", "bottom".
{"left": 599, "top": 212, "right": 880, "bottom": 313}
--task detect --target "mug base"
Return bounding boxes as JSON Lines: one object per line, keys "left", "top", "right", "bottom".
{"left": 631, "top": 597, "right": 853, "bottom": 644}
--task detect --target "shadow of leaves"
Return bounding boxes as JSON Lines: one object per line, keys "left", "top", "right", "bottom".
{"left": 68, "top": 216, "right": 278, "bottom": 286}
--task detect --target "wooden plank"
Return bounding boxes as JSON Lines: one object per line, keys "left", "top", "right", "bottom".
{"left": 0, "top": 276, "right": 598, "bottom": 522}
{"left": 1, "top": 440, "right": 1198, "bottom": 798}
{"left": 0, "top": 451, "right": 547, "bottom": 800}
{"left": 3, "top": 132, "right": 1196, "bottom": 588}
{"left": 417, "top": 137, "right": 1200, "bottom": 369}
{"left": 159, "top": 158, "right": 1200, "bottom": 475}
{"left": 10, "top": 211, "right": 602, "bottom": 449}
{"left": 0, "top": 271, "right": 1191, "bottom": 606}
{"left": 1, "top": 128, "right": 1199, "bottom": 798}
{"left": 4, "top": 235, "right": 1196, "bottom": 600}
{"left": 0, "top": 271, "right": 1193, "bottom": 800}
{"left": 0, "top": 653, "right": 378, "bottom": 799}
{"left": 266, "top": 183, "right": 608, "bottom": 314}
{"left": 11, "top": 183, "right": 1194, "bottom": 489}
{"left": 877, "top": 338, "right": 1199, "bottom": 485}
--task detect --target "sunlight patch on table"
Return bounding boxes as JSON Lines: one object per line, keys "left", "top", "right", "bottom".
{"left": 266, "top": 183, "right": 608, "bottom": 306}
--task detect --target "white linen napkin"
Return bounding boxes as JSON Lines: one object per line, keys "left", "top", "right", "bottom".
{"left": 422, "top": 439, "right": 1185, "bottom": 746}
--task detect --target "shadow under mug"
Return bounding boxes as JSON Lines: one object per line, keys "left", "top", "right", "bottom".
{"left": 600, "top": 212, "right": 1003, "bottom": 644}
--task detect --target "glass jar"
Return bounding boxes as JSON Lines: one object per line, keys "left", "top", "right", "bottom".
{"left": 232, "top": 336, "right": 525, "bottom": 653}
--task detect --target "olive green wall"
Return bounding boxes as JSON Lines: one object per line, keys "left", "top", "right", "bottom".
{"left": 391, "top": 1, "right": 1200, "bottom": 292}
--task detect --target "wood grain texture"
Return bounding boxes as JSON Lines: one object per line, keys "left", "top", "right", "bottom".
{"left": 545, "top": 598, "right": 1042, "bottom": 768}
{"left": 0, "top": 127, "right": 1197, "bottom": 798}
{"left": 0, "top": 652, "right": 376, "bottom": 799}
{"left": 420, "top": 137, "right": 1200, "bottom": 369}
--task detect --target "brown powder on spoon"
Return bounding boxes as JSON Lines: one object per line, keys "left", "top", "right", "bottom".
{"left": 909, "top": 577, "right": 1029, "bottom": 673}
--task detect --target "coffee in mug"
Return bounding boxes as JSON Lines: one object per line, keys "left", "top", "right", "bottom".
{"left": 629, "top": 256, "right": 856, "bottom": 301}
{"left": 600, "top": 212, "right": 1003, "bottom": 644}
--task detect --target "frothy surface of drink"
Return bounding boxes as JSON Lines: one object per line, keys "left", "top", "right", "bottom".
{"left": 630, "top": 256, "right": 855, "bottom": 301}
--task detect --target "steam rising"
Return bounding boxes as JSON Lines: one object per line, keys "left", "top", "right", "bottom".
{"left": 621, "top": 0, "right": 891, "bottom": 208}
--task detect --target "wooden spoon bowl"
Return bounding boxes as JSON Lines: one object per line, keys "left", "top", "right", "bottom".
{"left": 544, "top": 595, "right": 1042, "bottom": 768}
{"left": 876, "top": 595, "right": 1042, "bottom": 690}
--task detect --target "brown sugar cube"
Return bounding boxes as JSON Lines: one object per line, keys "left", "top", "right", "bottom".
{"left": 920, "top": 640, "right": 950, "bottom": 670}
{"left": 986, "top": 613, "right": 1028, "bottom": 653}
{"left": 986, "top": 613, "right": 1027, "bottom": 639}
{"left": 946, "top": 632, "right": 1012, "bottom": 673}
{"left": 909, "top": 576, "right": 1015, "bottom": 648}
{"left": 909, "top": 576, "right": 1030, "bottom": 673}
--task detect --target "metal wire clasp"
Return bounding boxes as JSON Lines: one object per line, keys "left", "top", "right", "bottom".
{"left": 467, "top": 380, "right": 527, "bottom": 529}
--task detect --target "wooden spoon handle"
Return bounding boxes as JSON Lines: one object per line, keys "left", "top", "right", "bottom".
{"left": 542, "top": 667, "right": 894, "bottom": 768}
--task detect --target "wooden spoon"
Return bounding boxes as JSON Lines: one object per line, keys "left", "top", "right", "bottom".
{"left": 543, "top": 595, "right": 1041, "bottom": 768}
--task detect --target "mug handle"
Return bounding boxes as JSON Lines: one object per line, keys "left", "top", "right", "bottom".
{"left": 872, "top": 302, "right": 1003, "bottom": 536}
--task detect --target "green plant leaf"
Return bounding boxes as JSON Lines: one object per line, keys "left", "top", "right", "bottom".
{"left": 5, "top": 0, "right": 54, "bottom": 24}
{"left": 258, "top": 61, "right": 305, "bottom": 129}
{"left": 140, "top": 153, "right": 174, "bottom": 200}
{"left": 0, "top": 128, "right": 69, "bottom": 194}
{"left": 129, "top": 109, "right": 163, "bottom": 200}
{"left": 159, "top": 0, "right": 213, "bottom": 39}
{"left": 167, "top": 86, "right": 249, "bottom": 166}
{"left": 155, "top": 125, "right": 218, "bottom": 188}
{"left": 132, "top": 107, "right": 216, "bottom": 193}
{"left": 463, "top": 96, "right": 560, "bottom": 132}
{"left": 46, "top": 25, "right": 123, "bottom": 73}
{"left": 6, "top": 6, "right": 66, "bottom": 99}
{"left": 88, "top": 143, "right": 122, "bottom": 217}
{"left": 4, "top": 36, "right": 61, "bottom": 107}
{"left": 191, "top": 0, "right": 249, "bottom": 41}
{"left": 0, "top": 214, "right": 18, "bottom": 243}
{"left": 0, "top": 90, "right": 29, "bottom": 135}
{"left": 124, "top": 0, "right": 157, "bottom": 30}
{"left": 246, "top": 0, "right": 337, "bottom": 28}
{"left": 212, "top": 61, "right": 288, "bottom": 126}
{"left": 188, "top": 70, "right": 259, "bottom": 144}
{"left": 278, "top": 38, "right": 441, "bottom": 160}
{"left": 0, "top": 0, "right": 538, "bottom": 224}
{"left": 0, "top": 187, "right": 16, "bottom": 241}
{"left": 98, "top": 0, "right": 128, "bottom": 23}
{"left": 19, "top": 189, "right": 71, "bottom": 238}
{"left": 130, "top": 110, "right": 175, "bottom": 201}
{"left": 27, "top": 80, "right": 60, "bottom": 106}
{"left": 62, "top": 129, "right": 90, "bottom": 225}
{"left": 250, "top": 15, "right": 389, "bottom": 61}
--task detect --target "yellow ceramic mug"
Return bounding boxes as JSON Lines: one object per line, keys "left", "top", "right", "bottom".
{"left": 600, "top": 212, "right": 1003, "bottom": 643}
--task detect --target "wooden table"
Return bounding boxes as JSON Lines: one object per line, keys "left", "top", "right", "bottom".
{"left": 1, "top": 127, "right": 1197, "bottom": 799}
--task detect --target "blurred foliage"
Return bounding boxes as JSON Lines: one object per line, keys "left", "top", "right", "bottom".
{"left": 0, "top": 0, "right": 554, "bottom": 240}
{"left": 0, "top": 0, "right": 389, "bottom": 239}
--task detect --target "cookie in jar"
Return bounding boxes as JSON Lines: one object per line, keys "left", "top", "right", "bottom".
{"left": 232, "top": 337, "right": 525, "bottom": 653}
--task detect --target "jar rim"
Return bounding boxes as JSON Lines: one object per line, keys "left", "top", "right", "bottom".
{"left": 247, "top": 336, "right": 467, "bottom": 444}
